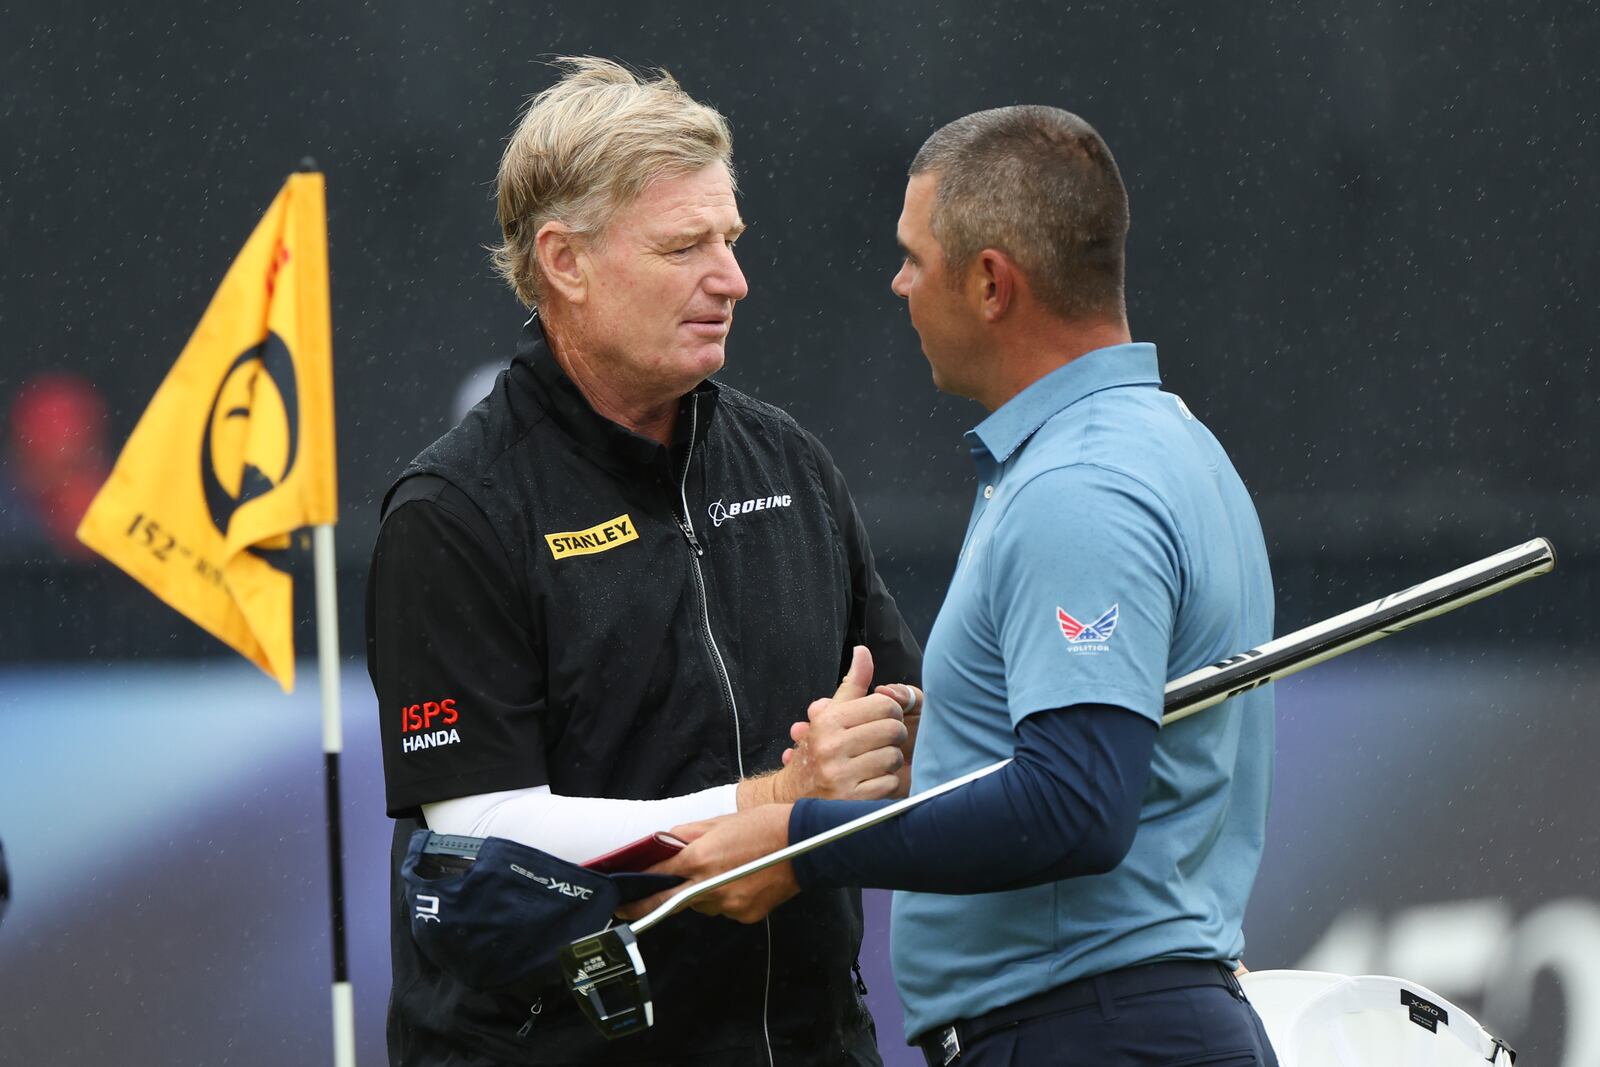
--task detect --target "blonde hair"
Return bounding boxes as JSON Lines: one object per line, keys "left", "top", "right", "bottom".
{"left": 492, "top": 56, "right": 736, "bottom": 307}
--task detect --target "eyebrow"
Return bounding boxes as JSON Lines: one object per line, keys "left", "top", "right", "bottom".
{"left": 660, "top": 219, "right": 747, "bottom": 246}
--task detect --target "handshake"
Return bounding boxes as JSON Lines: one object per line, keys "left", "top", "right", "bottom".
{"left": 618, "top": 646, "right": 920, "bottom": 926}
{"left": 736, "top": 645, "right": 922, "bottom": 809}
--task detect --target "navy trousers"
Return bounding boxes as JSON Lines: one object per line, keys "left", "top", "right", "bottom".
{"left": 922, "top": 973, "right": 1280, "bottom": 1067}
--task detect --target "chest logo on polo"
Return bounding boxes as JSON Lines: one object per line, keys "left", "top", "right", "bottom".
{"left": 544, "top": 513, "right": 638, "bottom": 560}
{"left": 707, "top": 494, "right": 791, "bottom": 528}
{"left": 1057, "top": 604, "right": 1119, "bottom": 654}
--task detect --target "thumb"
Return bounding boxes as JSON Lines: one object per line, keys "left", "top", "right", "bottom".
{"left": 833, "top": 645, "right": 875, "bottom": 701}
{"left": 668, "top": 818, "right": 719, "bottom": 844}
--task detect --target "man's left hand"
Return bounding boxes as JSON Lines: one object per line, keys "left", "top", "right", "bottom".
{"left": 785, "top": 681, "right": 922, "bottom": 797}
{"left": 617, "top": 804, "right": 797, "bottom": 924}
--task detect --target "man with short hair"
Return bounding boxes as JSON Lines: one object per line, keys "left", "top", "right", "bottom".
{"left": 636, "top": 107, "right": 1281, "bottom": 1066}
{"left": 366, "top": 57, "right": 921, "bottom": 1066}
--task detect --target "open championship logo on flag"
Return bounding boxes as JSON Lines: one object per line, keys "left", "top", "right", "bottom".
{"left": 1057, "top": 604, "right": 1119, "bottom": 655}
{"left": 74, "top": 171, "right": 336, "bottom": 691}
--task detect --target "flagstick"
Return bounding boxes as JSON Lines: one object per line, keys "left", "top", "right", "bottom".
{"left": 313, "top": 523, "right": 356, "bottom": 1067}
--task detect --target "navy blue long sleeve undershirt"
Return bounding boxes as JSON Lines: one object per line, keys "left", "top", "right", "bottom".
{"left": 790, "top": 703, "right": 1157, "bottom": 894}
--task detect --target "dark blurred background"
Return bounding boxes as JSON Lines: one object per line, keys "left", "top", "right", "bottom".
{"left": 1, "top": 2, "right": 1595, "bottom": 1064}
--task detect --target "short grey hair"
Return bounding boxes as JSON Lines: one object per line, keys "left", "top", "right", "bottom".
{"left": 492, "top": 56, "right": 736, "bottom": 307}
{"left": 910, "top": 106, "right": 1129, "bottom": 322}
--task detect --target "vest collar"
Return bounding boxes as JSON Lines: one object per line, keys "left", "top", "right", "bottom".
{"left": 511, "top": 312, "right": 720, "bottom": 467}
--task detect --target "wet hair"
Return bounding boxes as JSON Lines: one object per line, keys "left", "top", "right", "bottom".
{"left": 910, "top": 106, "right": 1129, "bottom": 322}
{"left": 492, "top": 56, "right": 735, "bottom": 307}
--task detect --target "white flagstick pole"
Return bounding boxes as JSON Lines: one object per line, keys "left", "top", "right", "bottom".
{"left": 313, "top": 523, "right": 356, "bottom": 1067}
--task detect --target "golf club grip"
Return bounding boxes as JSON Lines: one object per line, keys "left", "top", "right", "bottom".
{"left": 631, "top": 536, "right": 1555, "bottom": 933}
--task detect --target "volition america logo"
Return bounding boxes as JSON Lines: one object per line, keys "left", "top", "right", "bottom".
{"left": 1057, "top": 604, "right": 1119, "bottom": 655}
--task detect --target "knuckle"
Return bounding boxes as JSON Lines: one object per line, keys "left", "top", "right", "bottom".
{"left": 865, "top": 697, "right": 902, "bottom": 723}
{"left": 870, "top": 721, "right": 906, "bottom": 747}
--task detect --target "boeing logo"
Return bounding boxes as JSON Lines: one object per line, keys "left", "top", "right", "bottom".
{"left": 708, "top": 494, "right": 792, "bottom": 527}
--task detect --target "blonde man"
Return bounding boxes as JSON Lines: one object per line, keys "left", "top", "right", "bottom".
{"left": 366, "top": 58, "right": 920, "bottom": 1066}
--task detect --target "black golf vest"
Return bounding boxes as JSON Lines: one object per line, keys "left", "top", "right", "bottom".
{"left": 380, "top": 317, "right": 919, "bottom": 1065}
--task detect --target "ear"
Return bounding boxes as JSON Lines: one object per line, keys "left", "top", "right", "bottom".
{"left": 535, "top": 221, "right": 587, "bottom": 305}
{"left": 972, "top": 249, "right": 1016, "bottom": 322}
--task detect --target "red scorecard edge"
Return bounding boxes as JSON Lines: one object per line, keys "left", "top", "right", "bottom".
{"left": 581, "top": 831, "right": 688, "bottom": 874}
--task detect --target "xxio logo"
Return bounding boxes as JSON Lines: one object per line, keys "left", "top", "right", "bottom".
{"left": 510, "top": 863, "right": 595, "bottom": 899}
{"left": 400, "top": 697, "right": 461, "bottom": 753}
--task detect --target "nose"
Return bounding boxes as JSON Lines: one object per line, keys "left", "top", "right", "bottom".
{"left": 708, "top": 242, "right": 749, "bottom": 302}
{"left": 890, "top": 260, "right": 911, "bottom": 299}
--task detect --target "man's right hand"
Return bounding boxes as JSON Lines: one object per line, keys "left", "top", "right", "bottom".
{"left": 738, "top": 646, "right": 907, "bottom": 807}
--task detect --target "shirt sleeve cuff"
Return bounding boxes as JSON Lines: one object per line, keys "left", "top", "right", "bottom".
{"left": 789, "top": 797, "right": 887, "bottom": 889}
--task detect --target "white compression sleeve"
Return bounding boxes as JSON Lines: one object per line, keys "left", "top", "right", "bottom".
{"left": 421, "top": 782, "right": 739, "bottom": 865}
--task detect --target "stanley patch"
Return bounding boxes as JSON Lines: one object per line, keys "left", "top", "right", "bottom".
{"left": 545, "top": 513, "right": 638, "bottom": 560}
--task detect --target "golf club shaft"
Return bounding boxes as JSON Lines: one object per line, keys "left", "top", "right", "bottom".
{"left": 1162, "top": 536, "right": 1554, "bottom": 723}
{"left": 632, "top": 536, "right": 1556, "bottom": 934}
{"left": 632, "top": 756, "right": 1012, "bottom": 934}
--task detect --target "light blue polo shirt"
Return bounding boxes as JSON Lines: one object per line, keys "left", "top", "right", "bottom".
{"left": 891, "top": 342, "right": 1275, "bottom": 1040}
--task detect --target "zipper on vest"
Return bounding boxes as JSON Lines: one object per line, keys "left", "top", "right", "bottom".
{"left": 678, "top": 397, "right": 772, "bottom": 1067}
{"left": 515, "top": 997, "right": 542, "bottom": 1038}
{"left": 675, "top": 406, "right": 704, "bottom": 558}
{"left": 676, "top": 396, "right": 742, "bottom": 773}
{"left": 679, "top": 515, "right": 704, "bottom": 557}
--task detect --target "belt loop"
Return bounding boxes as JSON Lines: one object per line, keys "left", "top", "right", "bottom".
{"left": 1219, "top": 962, "right": 1246, "bottom": 1001}
{"left": 1093, "top": 972, "right": 1119, "bottom": 1020}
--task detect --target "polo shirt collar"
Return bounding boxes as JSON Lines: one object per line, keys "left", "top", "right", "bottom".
{"left": 968, "top": 342, "right": 1160, "bottom": 462}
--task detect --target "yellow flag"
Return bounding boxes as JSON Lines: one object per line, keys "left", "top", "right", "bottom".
{"left": 77, "top": 171, "right": 337, "bottom": 691}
